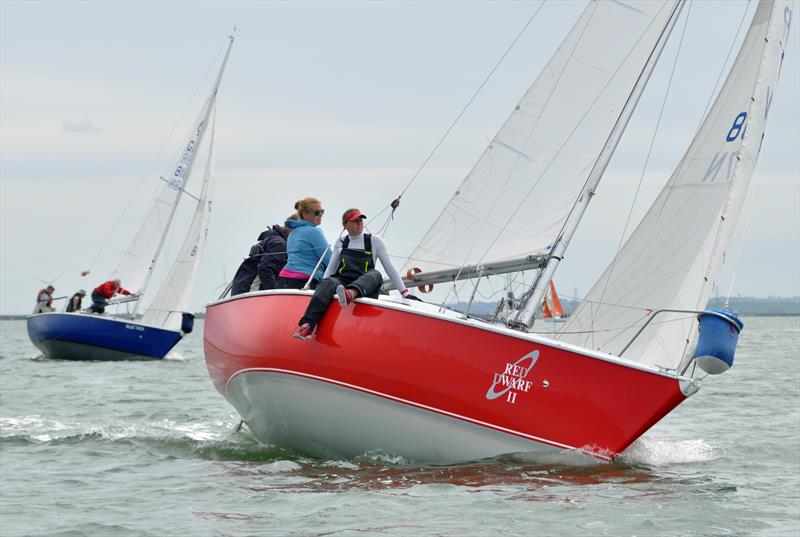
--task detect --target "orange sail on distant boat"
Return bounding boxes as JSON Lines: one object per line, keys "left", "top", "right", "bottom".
{"left": 543, "top": 281, "right": 565, "bottom": 319}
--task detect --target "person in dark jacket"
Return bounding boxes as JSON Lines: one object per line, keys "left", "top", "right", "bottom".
{"left": 65, "top": 289, "right": 86, "bottom": 312}
{"left": 231, "top": 216, "right": 296, "bottom": 296}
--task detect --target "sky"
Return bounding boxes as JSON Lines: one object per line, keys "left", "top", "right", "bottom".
{"left": 1, "top": 0, "right": 798, "bottom": 315}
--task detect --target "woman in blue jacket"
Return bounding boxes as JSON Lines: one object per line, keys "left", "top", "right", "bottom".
{"left": 276, "top": 197, "right": 331, "bottom": 289}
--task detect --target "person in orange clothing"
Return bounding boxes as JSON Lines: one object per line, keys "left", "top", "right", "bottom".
{"left": 89, "top": 279, "right": 137, "bottom": 314}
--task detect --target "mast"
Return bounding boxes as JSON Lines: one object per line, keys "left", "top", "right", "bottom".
{"left": 132, "top": 34, "right": 234, "bottom": 315}
{"left": 141, "top": 113, "right": 217, "bottom": 329}
{"left": 513, "top": 0, "right": 687, "bottom": 329}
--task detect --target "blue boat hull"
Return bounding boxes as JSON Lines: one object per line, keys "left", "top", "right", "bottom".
{"left": 27, "top": 313, "right": 183, "bottom": 361}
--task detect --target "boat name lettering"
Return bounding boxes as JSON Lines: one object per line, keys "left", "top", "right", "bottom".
{"left": 485, "top": 350, "right": 539, "bottom": 404}
{"left": 125, "top": 324, "right": 145, "bottom": 332}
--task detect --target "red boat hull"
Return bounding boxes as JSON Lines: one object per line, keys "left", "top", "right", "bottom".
{"left": 204, "top": 291, "right": 695, "bottom": 462}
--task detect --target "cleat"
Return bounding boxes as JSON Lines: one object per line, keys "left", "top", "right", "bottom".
{"left": 293, "top": 323, "right": 314, "bottom": 340}
{"left": 336, "top": 285, "right": 354, "bottom": 308}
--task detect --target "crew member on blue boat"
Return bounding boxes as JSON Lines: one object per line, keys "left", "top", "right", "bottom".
{"left": 89, "top": 279, "right": 136, "bottom": 314}
{"left": 231, "top": 215, "right": 297, "bottom": 296}
{"left": 276, "top": 197, "right": 331, "bottom": 290}
{"left": 65, "top": 289, "right": 86, "bottom": 312}
{"left": 32, "top": 285, "right": 55, "bottom": 314}
{"left": 293, "top": 208, "right": 418, "bottom": 340}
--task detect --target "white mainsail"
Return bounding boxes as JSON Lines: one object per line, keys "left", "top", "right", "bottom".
{"left": 109, "top": 36, "right": 234, "bottom": 305}
{"left": 558, "top": 1, "right": 793, "bottom": 370}
{"left": 405, "top": 0, "right": 683, "bottom": 275}
{"left": 140, "top": 119, "right": 217, "bottom": 330}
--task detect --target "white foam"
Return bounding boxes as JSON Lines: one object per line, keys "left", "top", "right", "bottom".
{"left": 260, "top": 460, "right": 303, "bottom": 473}
{"left": 620, "top": 437, "right": 717, "bottom": 465}
{"left": 324, "top": 460, "right": 361, "bottom": 471}
{"left": 164, "top": 351, "right": 187, "bottom": 361}
{"left": 0, "top": 415, "right": 73, "bottom": 435}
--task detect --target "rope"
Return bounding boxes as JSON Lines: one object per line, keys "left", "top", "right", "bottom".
{"left": 372, "top": 0, "right": 548, "bottom": 236}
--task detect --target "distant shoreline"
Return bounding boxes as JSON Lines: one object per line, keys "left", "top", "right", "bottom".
{"left": 3, "top": 296, "right": 798, "bottom": 321}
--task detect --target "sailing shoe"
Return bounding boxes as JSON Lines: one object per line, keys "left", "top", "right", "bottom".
{"left": 293, "top": 323, "right": 314, "bottom": 340}
{"left": 336, "top": 285, "right": 354, "bottom": 308}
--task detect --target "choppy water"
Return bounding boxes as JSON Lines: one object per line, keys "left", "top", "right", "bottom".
{"left": 1, "top": 317, "right": 798, "bottom": 537}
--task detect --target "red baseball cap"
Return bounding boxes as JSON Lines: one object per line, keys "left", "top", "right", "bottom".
{"left": 342, "top": 208, "right": 367, "bottom": 224}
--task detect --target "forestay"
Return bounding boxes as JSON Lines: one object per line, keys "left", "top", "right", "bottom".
{"left": 140, "top": 122, "right": 217, "bottom": 330}
{"left": 558, "top": 1, "right": 793, "bottom": 370}
{"left": 405, "top": 0, "right": 682, "bottom": 275}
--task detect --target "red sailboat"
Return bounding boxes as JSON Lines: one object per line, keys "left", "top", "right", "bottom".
{"left": 205, "top": 0, "right": 790, "bottom": 462}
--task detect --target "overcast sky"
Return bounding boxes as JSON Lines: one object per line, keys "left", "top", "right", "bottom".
{"left": 1, "top": 0, "right": 798, "bottom": 315}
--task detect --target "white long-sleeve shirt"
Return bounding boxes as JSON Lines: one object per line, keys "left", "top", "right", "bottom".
{"left": 322, "top": 233, "right": 407, "bottom": 293}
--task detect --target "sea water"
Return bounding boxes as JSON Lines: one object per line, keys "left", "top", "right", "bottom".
{"left": 1, "top": 317, "right": 798, "bottom": 537}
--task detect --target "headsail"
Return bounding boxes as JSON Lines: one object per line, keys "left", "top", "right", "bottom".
{"left": 558, "top": 1, "right": 793, "bottom": 370}
{"left": 109, "top": 35, "right": 234, "bottom": 307}
{"left": 140, "top": 119, "right": 217, "bottom": 330}
{"left": 405, "top": 1, "right": 683, "bottom": 278}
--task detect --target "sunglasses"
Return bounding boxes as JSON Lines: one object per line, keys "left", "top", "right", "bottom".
{"left": 313, "top": 209, "right": 325, "bottom": 216}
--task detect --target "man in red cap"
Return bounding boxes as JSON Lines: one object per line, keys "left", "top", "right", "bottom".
{"left": 293, "top": 208, "right": 419, "bottom": 340}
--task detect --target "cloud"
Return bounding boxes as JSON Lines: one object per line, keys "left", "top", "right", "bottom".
{"left": 63, "top": 119, "right": 107, "bottom": 134}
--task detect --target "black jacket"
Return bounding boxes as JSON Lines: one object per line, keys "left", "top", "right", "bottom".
{"left": 231, "top": 226, "right": 289, "bottom": 295}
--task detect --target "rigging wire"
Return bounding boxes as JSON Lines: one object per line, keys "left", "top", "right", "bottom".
{"left": 458, "top": 0, "right": 673, "bottom": 280}
{"left": 590, "top": 0, "right": 694, "bottom": 326}
{"left": 722, "top": 194, "right": 756, "bottom": 310}
{"left": 84, "top": 38, "right": 230, "bottom": 278}
{"left": 555, "top": 1, "right": 751, "bottom": 348}
{"left": 371, "top": 0, "right": 549, "bottom": 237}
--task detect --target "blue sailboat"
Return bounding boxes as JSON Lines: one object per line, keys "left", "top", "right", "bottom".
{"left": 27, "top": 35, "right": 234, "bottom": 361}
{"left": 27, "top": 313, "right": 187, "bottom": 361}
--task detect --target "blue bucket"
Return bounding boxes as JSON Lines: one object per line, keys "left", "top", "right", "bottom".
{"left": 693, "top": 310, "right": 744, "bottom": 374}
{"left": 181, "top": 313, "right": 195, "bottom": 334}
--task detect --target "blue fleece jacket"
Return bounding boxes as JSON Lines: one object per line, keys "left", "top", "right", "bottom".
{"left": 284, "top": 219, "right": 331, "bottom": 280}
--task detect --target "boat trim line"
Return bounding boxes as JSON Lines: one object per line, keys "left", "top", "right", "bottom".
{"left": 225, "top": 366, "right": 612, "bottom": 460}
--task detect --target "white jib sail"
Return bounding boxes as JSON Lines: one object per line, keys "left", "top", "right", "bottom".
{"left": 109, "top": 36, "right": 234, "bottom": 303}
{"left": 558, "top": 1, "right": 793, "bottom": 370}
{"left": 140, "top": 118, "right": 217, "bottom": 330}
{"left": 405, "top": 0, "right": 682, "bottom": 275}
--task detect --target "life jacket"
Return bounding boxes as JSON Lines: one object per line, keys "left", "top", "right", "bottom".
{"left": 37, "top": 289, "right": 53, "bottom": 307}
{"left": 65, "top": 293, "right": 83, "bottom": 312}
{"left": 336, "top": 234, "right": 375, "bottom": 282}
